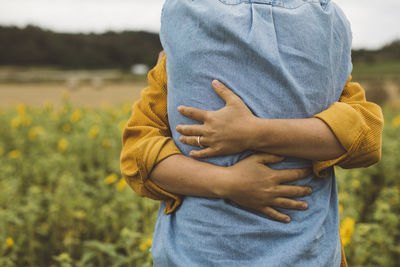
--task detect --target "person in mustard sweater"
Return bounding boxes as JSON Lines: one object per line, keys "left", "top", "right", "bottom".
{"left": 120, "top": 53, "right": 383, "bottom": 267}
{"left": 121, "top": 1, "right": 383, "bottom": 266}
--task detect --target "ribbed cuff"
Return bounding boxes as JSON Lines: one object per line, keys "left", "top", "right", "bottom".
{"left": 312, "top": 102, "right": 369, "bottom": 178}
{"left": 134, "top": 137, "right": 183, "bottom": 214}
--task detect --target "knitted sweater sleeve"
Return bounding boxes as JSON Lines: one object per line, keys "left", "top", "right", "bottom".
{"left": 121, "top": 57, "right": 383, "bottom": 212}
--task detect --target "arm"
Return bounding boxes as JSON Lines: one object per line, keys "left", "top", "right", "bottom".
{"left": 120, "top": 54, "right": 383, "bottom": 214}
{"left": 312, "top": 76, "right": 383, "bottom": 177}
{"left": 120, "top": 54, "right": 312, "bottom": 222}
{"left": 120, "top": 55, "right": 183, "bottom": 214}
{"left": 150, "top": 153, "right": 312, "bottom": 223}
{"left": 177, "top": 79, "right": 383, "bottom": 173}
{"left": 177, "top": 80, "right": 345, "bottom": 161}
{"left": 251, "top": 118, "right": 345, "bottom": 160}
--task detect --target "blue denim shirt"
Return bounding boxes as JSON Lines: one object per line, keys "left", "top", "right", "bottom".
{"left": 151, "top": 0, "right": 352, "bottom": 266}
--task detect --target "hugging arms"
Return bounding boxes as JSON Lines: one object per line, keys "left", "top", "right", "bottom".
{"left": 120, "top": 53, "right": 383, "bottom": 222}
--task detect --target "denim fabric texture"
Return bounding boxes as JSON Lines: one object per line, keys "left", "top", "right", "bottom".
{"left": 150, "top": 0, "right": 352, "bottom": 266}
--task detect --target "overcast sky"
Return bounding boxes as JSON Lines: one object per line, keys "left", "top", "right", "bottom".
{"left": 0, "top": 0, "right": 399, "bottom": 49}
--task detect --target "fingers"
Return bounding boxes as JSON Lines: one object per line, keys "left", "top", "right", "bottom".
{"left": 271, "top": 197, "right": 309, "bottom": 210}
{"left": 248, "top": 153, "right": 284, "bottom": 164}
{"left": 212, "top": 80, "right": 241, "bottom": 104}
{"left": 190, "top": 148, "right": 219, "bottom": 158}
{"left": 157, "top": 50, "right": 165, "bottom": 64}
{"left": 275, "top": 185, "right": 312, "bottom": 198}
{"left": 257, "top": 206, "right": 291, "bottom": 223}
{"left": 176, "top": 124, "right": 204, "bottom": 136}
{"left": 179, "top": 135, "right": 209, "bottom": 147}
{"left": 177, "top": 106, "right": 207, "bottom": 122}
{"left": 275, "top": 168, "right": 312, "bottom": 183}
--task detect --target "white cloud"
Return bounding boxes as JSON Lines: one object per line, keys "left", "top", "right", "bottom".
{"left": 0, "top": 0, "right": 164, "bottom": 33}
{"left": 335, "top": 0, "right": 400, "bottom": 49}
{"left": 0, "top": 0, "right": 399, "bottom": 49}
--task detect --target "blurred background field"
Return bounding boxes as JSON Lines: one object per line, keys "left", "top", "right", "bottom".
{"left": 1, "top": 1, "right": 400, "bottom": 266}
{"left": 0, "top": 25, "right": 399, "bottom": 108}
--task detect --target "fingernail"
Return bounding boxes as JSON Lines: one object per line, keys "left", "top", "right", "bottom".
{"left": 302, "top": 203, "right": 308, "bottom": 209}
{"left": 212, "top": 80, "right": 219, "bottom": 86}
{"left": 308, "top": 187, "right": 313, "bottom": 194}
{"left": 285, "top": 217, "right": 291, "bottom": 223}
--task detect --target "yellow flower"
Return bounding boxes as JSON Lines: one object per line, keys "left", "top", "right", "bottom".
{"left": 58, "top": 138, "right": 68, "bottom": 152}
{"left": 8, "top": 150, "right": 20, "bottom": 159}
{"left": 104, "top": 174, "right": 118, "bottom": 185}
{"left": 352, "top": 180, "right": 360, "bottom": 189}
{"left": 16, "top": 103, "right": 26, "bottom": 115}
{"left": 340, "top": 217, "right": 355, "bottom": 247}
{"left": 111, "top": 110, "right": 122, "bottom": 119}
{"left": 28, "top": 126, "right": 45, "bottom": 141}
{"left": 74, "top": 210, "right": 87, "bottom": 220}
{"left": 339, "top": 204, "right": 343, "bottom": 214}
{"left": 139, "top": 238, "right": 152, "bottom": 251}
{"left": 62, "top": 123, "right": 71, "bottom": 133}
{"left": 116, "top": 178, "right": 127, "bottom": 191}
{"left": 22, "top": 115, "right": 32, "bottom": 126}
{"left": 118, "top": 120, "right": 128, "bottom": 132}
{"left": 10, "top": 117, "right": 21, "bottom": 129}
{"left": 102, "top": 139, "right": 111, "bottom": 149}
{"left": 70, "top": 109, "right": 83, "bottom": 123}
{"left": 57, "top": 253, "right": 72, "bottom": 262}
{"left": 88, "top": 125, "right": 99, "bottom": 139}
{"left": 12, "top": 114, "right": 32, "bottom": 128}
{"left": 392, "top": 115, "right": 400, "bottom": 128}
{"left": 6, "top": 237, "right": 14, "bottom": 247}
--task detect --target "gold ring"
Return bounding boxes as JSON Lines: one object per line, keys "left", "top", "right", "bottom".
{"left": 197, "top": 136, "right": 205, "bottom": 148}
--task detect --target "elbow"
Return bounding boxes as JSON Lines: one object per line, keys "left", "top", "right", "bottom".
{"left": 120, "top": 148, "right": 145, "bottom": 197}
{"left": 363, "top": 147, "right": 382, "bottom": 167}
{"left": 339, "top": 146, "right": 382, "bottom": 169}
{"left": 122, "top": 174, "right": 147, "bottom": 198}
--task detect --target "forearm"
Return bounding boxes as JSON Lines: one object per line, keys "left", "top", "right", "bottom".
{"left": 149, "top": 154, "right": 227, "bottom": 198}
{"left": 250, "top": 117, "right": 345, "bottom": 161}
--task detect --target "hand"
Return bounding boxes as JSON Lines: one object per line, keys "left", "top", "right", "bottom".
{"left": 218, "top": 153, "right": 312, "bottom": 223}
{"left": 157, "top": 50, "right": 165, "bottom": 64}
{"left": 176, "top": 80, "right": 257, "bottom": 158}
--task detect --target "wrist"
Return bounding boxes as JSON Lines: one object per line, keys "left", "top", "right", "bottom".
{"left": 248, "top": 117, "right": 272, "bottom": 151}
{"left": 212, "top": 166, "right": 234, "bottom": 199}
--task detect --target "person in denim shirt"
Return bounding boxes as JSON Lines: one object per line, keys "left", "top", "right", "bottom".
{"left": 149, "top": 0, "right": 353, "bottom": 266}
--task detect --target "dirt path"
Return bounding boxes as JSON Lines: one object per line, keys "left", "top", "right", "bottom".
{"left": 0, "top": 82, "right": 147, "bottom": 107}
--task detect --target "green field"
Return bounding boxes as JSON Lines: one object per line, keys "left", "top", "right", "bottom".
{"left": 0, "top": 96, "right": 399, "bottom": 266}
{"left": 352, "top": 62, "right": 400, "bottom": 80}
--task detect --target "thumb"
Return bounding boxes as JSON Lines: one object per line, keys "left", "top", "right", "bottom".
{"left": 252, "top": 153, "right": 284, "bottom": 165}
{"left": 212, "top": 80, "right": 240, "bottom": 104}
{"left": 157, "top": 50, "right": 166, "bottom": 64}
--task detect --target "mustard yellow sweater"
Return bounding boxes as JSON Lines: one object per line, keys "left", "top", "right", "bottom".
{"left": 120, "top": 56, "right": 383, "bottom": 267}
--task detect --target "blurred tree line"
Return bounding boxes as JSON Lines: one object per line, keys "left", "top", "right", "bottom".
{"left": 0, "top": 25, "right": 162, "bottom": 69}
{"left": 352, "top": 41, "right": 400, "bottom": 64}
{"left": 0, "top": 25, "right": 399, "bottom": 70}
